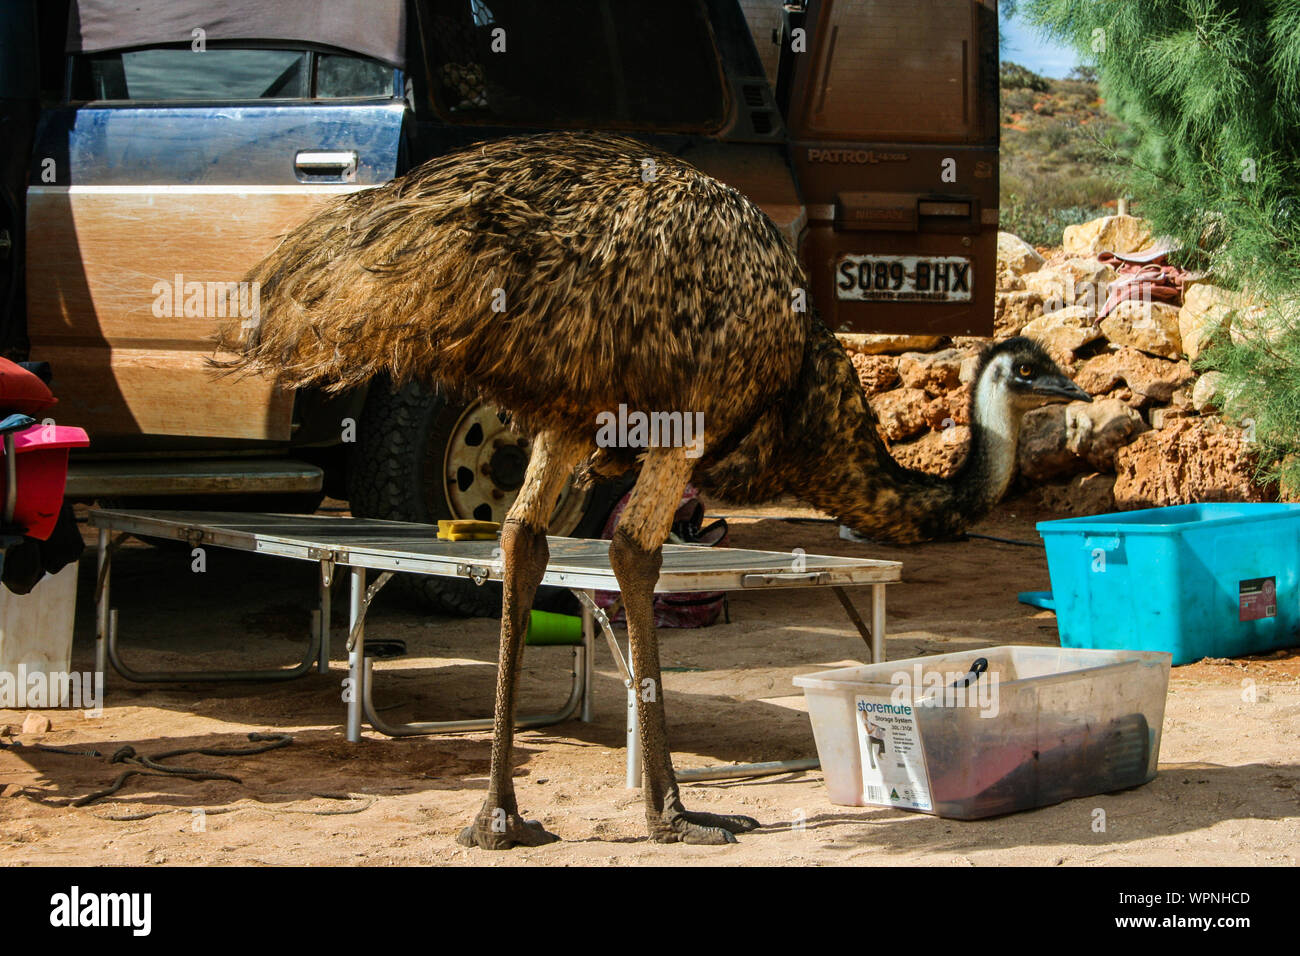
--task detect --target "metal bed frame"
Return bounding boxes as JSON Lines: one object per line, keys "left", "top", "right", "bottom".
{"left": 88, "top": 509, "right": 901, "bottom": 787}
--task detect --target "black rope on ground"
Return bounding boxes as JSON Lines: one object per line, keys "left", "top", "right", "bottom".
{"left": 965, "top": 532, "right": 1043, "bottom": 548}
{"left": 0, "top": 741, "right": 102, "bottom": 757}
{"left": 10, "top": 732, "right": 295, "bottom": 807}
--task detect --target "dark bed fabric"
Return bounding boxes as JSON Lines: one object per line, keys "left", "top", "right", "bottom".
{"left": 66, "top": 0, "right": 406, "bottom": 67}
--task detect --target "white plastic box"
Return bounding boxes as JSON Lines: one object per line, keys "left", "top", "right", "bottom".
{"left": 794, "top": 645, "right": 1170, "bottom": 820}
{"left": 0, "top": 563, "right": 80, "bottom": 707}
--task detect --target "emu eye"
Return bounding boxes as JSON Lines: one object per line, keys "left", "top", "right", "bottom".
{"left": 1018, "top": 363, "right": 1034, "bottom": 378}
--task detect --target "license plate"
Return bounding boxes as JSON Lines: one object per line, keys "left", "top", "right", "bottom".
{"left": 835, "top": 255, "right": 973, "bottom": 302}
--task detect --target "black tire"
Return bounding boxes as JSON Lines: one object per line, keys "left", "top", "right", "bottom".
{"left": 346, "top": 379, "right": 630, "bottom": 616}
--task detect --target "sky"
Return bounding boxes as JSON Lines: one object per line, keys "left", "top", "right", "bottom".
{"left": 1001, "top": 12, "right": 1083, "bottom": 78}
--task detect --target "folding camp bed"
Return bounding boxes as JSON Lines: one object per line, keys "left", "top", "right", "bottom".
{"left": 87, "top": 509, "right": 901, "bottom": 785}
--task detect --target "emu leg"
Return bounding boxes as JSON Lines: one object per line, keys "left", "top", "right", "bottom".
{"left": 457, "top": 433, "right": 583, "bottom": 850}
{"left": 609, "top": 449, "right": 761, "bottom": 845}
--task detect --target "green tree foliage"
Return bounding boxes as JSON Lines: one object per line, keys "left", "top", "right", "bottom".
{"left": 999, "top": 63, "right": 1129, "bottom": 246}
{"left": 1024, "top": 0, "right": 1300, "bottom": 495}
{"left": 1000, "top": 60, "right": 1051, "bottom": 91}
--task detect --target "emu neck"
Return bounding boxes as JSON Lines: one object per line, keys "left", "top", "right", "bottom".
{"left": 959, "top": 362, "right": 1022, "bottom": 514}
{"left": 784, "top": 330, "right": 1019, "bottom": 543}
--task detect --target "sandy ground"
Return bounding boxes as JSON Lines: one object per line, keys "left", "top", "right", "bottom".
{"left": 1, "top": 496, "right": 1297, "bottom": 866}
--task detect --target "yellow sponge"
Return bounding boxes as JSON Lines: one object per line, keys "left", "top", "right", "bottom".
{"left": 437, "top": 519, "right": 501, "bottom": 541}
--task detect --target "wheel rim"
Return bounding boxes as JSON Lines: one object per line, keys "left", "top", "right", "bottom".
{"left": 439, "top": 401, "right": 593, "bottom": 535}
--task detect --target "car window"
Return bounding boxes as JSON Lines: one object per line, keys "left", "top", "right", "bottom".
{"left": 317, "top": 53, "right": 394, "bottom": 97}
{"left": 88, "top": 49, "right": 308, "bottom": 100}
{"left": 77, "top": 48, "right": 394, "bottom": 101}
{"left": 425, "top": 0, "right": 726, "bottom": 130}
{"left": 801, "top": 0, "right": 975, "bottom": 141}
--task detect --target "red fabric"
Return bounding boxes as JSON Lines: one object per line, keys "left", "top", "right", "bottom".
{"left": 1096, "top": 249, "right": 1190, "bottom": 321}
{"left": 0, "top": 358, "right": 56, "bottom": 416}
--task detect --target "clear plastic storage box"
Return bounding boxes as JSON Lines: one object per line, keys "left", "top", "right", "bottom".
{"left": 794, "top": 645, "right": 1170, "bottom": 820}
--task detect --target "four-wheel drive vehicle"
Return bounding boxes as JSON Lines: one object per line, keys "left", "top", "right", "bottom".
{"left": 0, "top": 0, "right": 999, "bottom": 614}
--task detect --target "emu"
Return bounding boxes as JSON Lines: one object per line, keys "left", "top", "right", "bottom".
{"left": 216, "top": 131, "right": 1089, "bottom": 848}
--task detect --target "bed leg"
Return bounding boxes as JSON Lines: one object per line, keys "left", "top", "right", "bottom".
{"left": 346, "top": 566, "right": 366, "bottom": 742}
{"left": 871, "top": 583, "right": 887, "bottom": 665}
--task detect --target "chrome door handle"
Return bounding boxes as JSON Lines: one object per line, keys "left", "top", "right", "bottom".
{"left": 294, "top": 150, "right": 358, "bottom": 181}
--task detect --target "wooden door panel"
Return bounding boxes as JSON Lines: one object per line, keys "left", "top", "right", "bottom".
{"left": 27, "top": 184, "right": 361, "bottom": 439}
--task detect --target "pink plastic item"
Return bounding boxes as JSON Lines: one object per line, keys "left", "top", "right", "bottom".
{"left": 1, "top": 424, "right": 90, "bottom": 540}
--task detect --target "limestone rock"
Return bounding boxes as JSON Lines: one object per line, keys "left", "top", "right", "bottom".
{"left": 1149, "top": 406, "right": 1194, "bottom": 429}
{"left": 1021, "top": 306, "right": 1102, "bottom": 364}
{"left": 1192, "top": 371, "right": 1223, "bottom": 413}
{"left": 1065, "top": 398, "right": 1147, "bottom": 471}
{"left": 870, "top": 387, "right": 928, "bottom": 441}
{"left": 839, "top": 333, "right": 945, "bottom": 355}
{"left": 898, "top": 348, "right": 965, "bottom": 393}
{"left": 1039, "top": 472, "right": 1118, "bottom": 516}
{"left": 21, "top": 714, "right": 50, "bottom": 735}
{"left": 849, "top": 352, "right": 900, "bottom": 396}
{"left": 996, "top": 232, "right": 1045, "bottom": 291}
{"left": 1022, "top": 269, "right": 1071, "bottom": 310}
{"left": 1062, "top": 214, "right": 1154, "bottom": 257}
{"left": 1228, "top": 300, "right": 1283, "bottom": 346}
{"left": 1074, "top": 353, "right": 1124, "bottom": 395}
{"left": 1099, "top": 300, "right": 1183, "bottom": 359}
{"left": 1057, "top": 258, "right": 1116, "bottom": 316}
{"left": 1179, "top": 283, "right": 1237, "bottom": 360}
{"left": 1113, "top": 416, "right": 1268, "bottom": 508}
{"left": 889, "top": 426, "right": 971, "bottom": 479}
{"left": 922, "top": 383, "right": 972, "bottom": 429}
{"left": 1075, "top": 348, "right": 1195, "bottom": 406}
{"left": 1018, "top": 405, "right": 1084, "bottom": 482}
{"left": 951, "top": 335, "right": 994, "bottom": 353}
{"left": 1103, "top": 385, "right": 1135, "bottom": 406}
{"left": 994, "top": 290, "right": 1044, "bottom": 338}
{"left": 1028, "top": 259, "right": 1116, "bottom": 316}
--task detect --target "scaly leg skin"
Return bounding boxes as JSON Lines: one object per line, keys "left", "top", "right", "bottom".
{"left": 456, "top": 518, "right": 559, "bottom": 849}
{"left": 608, "top": 451, "right": 761, "bottom": 844}
{"left": 457, "top": 432, "right": 584, "bottom": 850}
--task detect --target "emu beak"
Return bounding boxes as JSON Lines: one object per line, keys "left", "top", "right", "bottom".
{"left": 1033, "top": 375, "right": 1092, "bottom": 403}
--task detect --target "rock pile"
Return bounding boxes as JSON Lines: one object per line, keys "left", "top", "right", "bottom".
{"left": 837, "top": 215, "right": 1269, "bottom": 513}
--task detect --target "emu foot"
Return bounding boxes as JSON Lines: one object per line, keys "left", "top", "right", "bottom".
{"left": 649, "top": 808, "right": 761, "bottom": 845}
{"left": 456, "top": 809, "right": 560, "bottom": 850}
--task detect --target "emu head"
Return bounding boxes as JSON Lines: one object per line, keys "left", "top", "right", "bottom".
{"left": 978, "top": 336, "right": 1092, "bottom": 412}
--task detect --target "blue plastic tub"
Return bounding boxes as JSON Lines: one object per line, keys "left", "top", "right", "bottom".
{"left": 1036, "top": 503, "right": 1300, "bottom": 665}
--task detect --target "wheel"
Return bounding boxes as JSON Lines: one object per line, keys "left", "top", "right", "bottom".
{"left": 347, "top": 379, "right": 630, "bottom": 616}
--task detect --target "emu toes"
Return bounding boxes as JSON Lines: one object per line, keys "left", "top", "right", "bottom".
{"left": 680, "top": 810, "right": 762, "bottom": 834}
{"left": 651, "top": 808, "right": 759, "bottom": 844}
{"left": 673, "top": 822, "right": 738, "bottom": 845}
{"left": 456, "top": 813, "right": 561, "bottom": 850}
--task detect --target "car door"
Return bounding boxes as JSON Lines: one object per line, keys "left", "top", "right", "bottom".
{"left": 783, "top": 0, "right": 1000, "bottom": 337}
{"left": 26, "top": 4, "right": 408, "bottom": 446}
